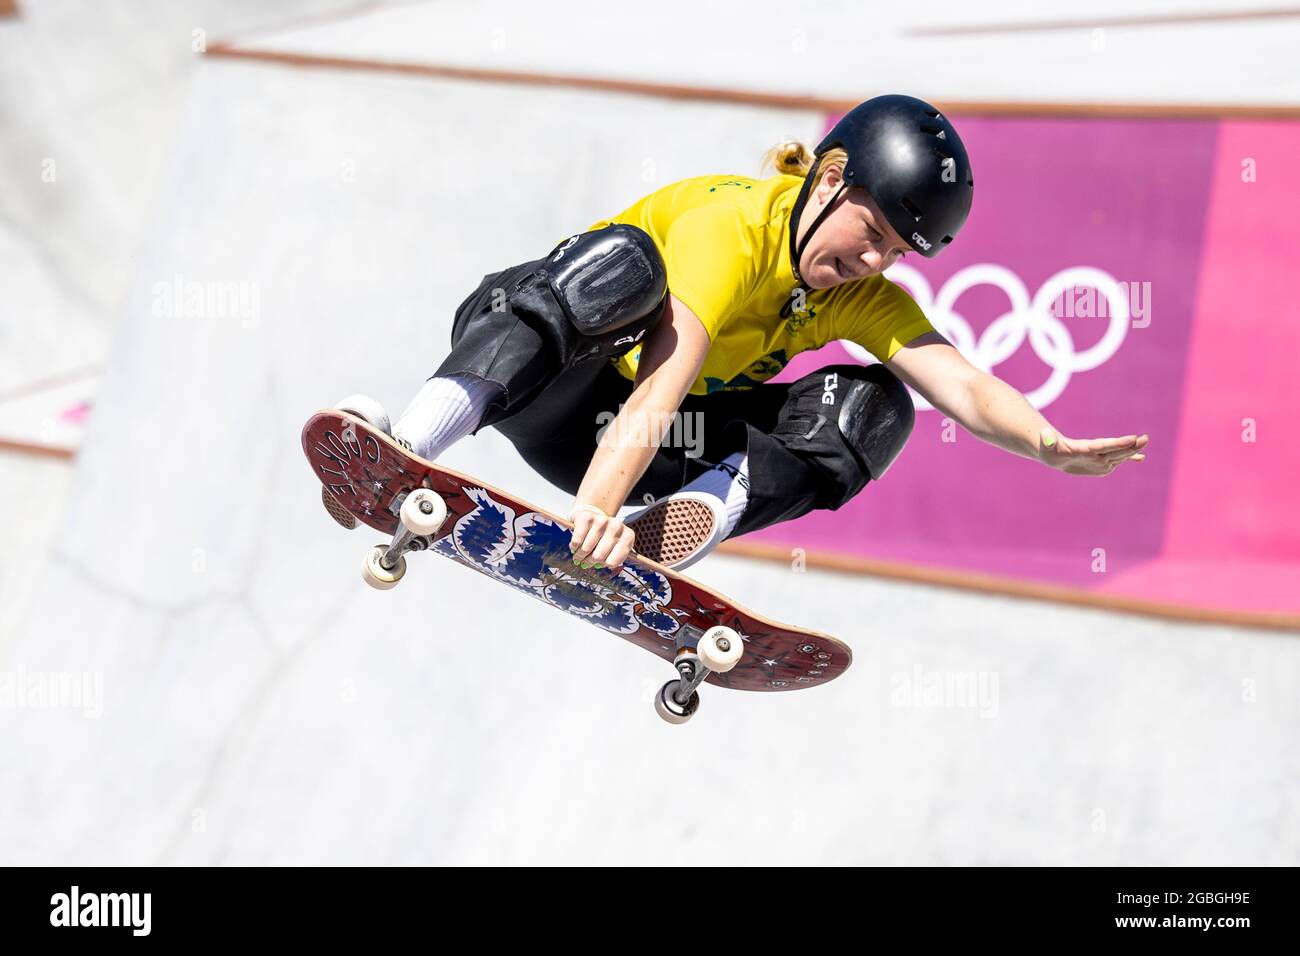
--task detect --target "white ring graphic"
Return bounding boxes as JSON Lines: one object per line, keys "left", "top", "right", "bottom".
{"left": 839, "top": 263, "right": 1131, "bottom": 410}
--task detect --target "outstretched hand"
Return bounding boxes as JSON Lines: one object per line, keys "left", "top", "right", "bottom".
{"left": 568, "top": 504, "right": 636, "bottom": 571}
{"left": 1039, "top": 428, "right": 1149, "bottom": 476}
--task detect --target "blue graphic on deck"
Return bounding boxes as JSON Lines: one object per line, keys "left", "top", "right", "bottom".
{"left": 432, "top": 486, "right": 680, "bottom": 638}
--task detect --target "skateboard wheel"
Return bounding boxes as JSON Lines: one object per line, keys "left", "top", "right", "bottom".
{"left": 362, "top": 544, "right": 406, "bottom": 590}
{"left": 400, "top": 488, "right": 447, "bottom": 536}
{"left": 654, "top": 680, "right": 699, "bottom": 725}
{"left": 333, "top": 394, "right": 392, "bottom": 435}
{"left": 697, "top": 625, "right": 743, "bottom": 673}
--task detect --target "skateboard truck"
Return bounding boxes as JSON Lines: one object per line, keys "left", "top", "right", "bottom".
{"left": 654, "top": 624, "right": 744, "bottom": 725}
{"left": 361, "top": 488, "right": 448, "bottom": 589}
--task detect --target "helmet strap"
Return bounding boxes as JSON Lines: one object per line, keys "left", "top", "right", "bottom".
{"left": 789, "top": 176, "right": 847, "bottom": 286}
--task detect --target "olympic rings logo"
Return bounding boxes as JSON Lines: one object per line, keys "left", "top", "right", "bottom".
{"left": 839, "top": 263, "right": 1132, "bottom": 411}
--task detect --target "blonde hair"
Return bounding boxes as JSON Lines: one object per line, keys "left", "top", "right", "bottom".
{"left": 761, "top": 140, "right": 848, "bottom": 187}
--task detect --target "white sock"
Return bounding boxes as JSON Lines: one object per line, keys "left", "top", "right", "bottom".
{"left": 392, "top": 374, "right": 500, "bottom": 461}
{"left": 681, "top": 451, "right": 750, "bottom": 538}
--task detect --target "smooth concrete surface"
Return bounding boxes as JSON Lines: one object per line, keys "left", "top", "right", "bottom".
{"left": 1, "top": 3, "right": 1296, "bottom": 865}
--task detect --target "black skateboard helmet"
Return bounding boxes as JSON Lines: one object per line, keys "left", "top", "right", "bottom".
{"left": 790, "top": 94, "right": 974, "bottom": 274}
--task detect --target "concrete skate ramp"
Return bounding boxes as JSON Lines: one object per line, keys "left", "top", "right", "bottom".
{"left": 2, "top": 45, "right": 1297, "bottom": 864}
{"left": 218, "top": 0, "right": 1300, "bottom": 107}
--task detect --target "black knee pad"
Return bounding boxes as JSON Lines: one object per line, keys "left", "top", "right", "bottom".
{"left": 824, "top": 363, "right": 915, "bottom": 480}
{"left": 438, "top": 226, "right": 666, "bottom": 422}
{"left": 511, "top": 224, "right": 667, "bottom": 368}
{"left": 770, "top": 363, "right": 914, "bottom": 508}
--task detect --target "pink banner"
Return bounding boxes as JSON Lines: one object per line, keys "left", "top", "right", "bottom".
{"left": 756, "top": 114, "right": 1300, "bottom": 623}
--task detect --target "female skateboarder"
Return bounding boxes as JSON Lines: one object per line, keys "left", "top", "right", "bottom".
{"left": 327, "top": 94, "right": 1147, "bottom": 572}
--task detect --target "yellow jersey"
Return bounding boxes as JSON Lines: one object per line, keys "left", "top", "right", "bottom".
{"left": 586, "top": 174, "right": 934, "bottom": 395}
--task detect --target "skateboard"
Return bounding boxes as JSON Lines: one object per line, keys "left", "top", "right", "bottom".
{"left": 302, "top": 410, "right": 851, "bottom": 722}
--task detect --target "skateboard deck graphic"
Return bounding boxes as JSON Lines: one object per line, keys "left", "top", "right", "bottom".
{"left": 302, "top": 410, "right": 851, "bottom": 692}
